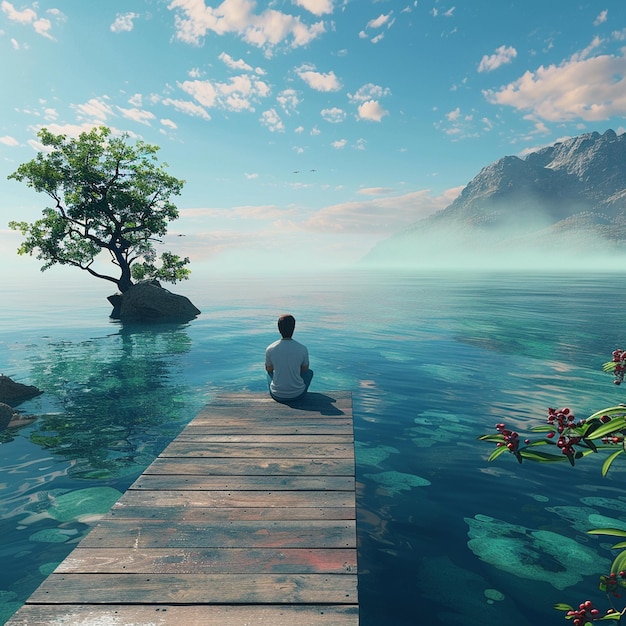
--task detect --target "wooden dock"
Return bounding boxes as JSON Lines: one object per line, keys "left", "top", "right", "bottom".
{"left": 7, "top": 391, "right": 358, "bottom": 625}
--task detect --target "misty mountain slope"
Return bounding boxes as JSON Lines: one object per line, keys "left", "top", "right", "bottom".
{"left": 364, "top": 129, "right": 626, "bottom": 268}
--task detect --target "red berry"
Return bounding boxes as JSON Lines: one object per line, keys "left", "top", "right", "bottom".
{"left": 546, "top": 432, "right": 555, "bottom": 438}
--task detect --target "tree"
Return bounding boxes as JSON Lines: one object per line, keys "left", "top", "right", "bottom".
{"left": 8, "top": 126, "right": 190, "bottom": 293}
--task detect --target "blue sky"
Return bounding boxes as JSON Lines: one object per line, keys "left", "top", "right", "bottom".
{"left": 1, "top": 0, "right": 625, "bottom": 278}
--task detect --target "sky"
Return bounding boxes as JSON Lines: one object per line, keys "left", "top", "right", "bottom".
{"left": 1, "top": 0, "right": 625, "bottom": 280}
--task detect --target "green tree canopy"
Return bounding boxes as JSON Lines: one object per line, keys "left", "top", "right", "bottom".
{"left": 8, "top": 126, "right": 190, "bottom": 293}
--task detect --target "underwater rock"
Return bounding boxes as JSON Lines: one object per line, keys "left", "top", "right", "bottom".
{"left": 0, "top": 402, "right": 36, "bottom": 431}
{"left": 0, "top": 402, "right": 15, "bottom": 429}
{"left": 108, "top": 279, "right": 200, "bottom": 323}
{"left": 29, "top": 528, "right": 79, "bottom": 543}
{"left": 47, "top": 487, "right": 122, "bottom": 523}
{"left": 546, "top": 505, "right": 626, "bottom": 534}
{"left": 466, "top": 514, "right": 610, "bottom": 590}
{"left": 0, "top": 374, "right": 42, "bottom": 406}
{"left": 355, "top": 442, "right": 399, "bottom": 468}
{"left": 363, "top": 470, "right": 431, "bottom": 495}
{"left": 417, "top": 555, "right": 521, "bottom": 626}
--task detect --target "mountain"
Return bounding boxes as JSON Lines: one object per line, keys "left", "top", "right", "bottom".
{"left": 364, "top": 129, "right": 626, "bottom": 269}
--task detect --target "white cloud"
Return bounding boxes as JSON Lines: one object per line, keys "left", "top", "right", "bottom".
{"left": 359, "top": 187, "right": 395, "bottom": 195}
{"left": 478, "top": 45, "right": 517, "bottom": 72}
{"left": 43, "top": 107, "right": 58, "bottom": 121}
{"left": 179, "top": 75, "right": 271, "bottom": 112}
{"left": 321, "top": 107, "right": 346, "bottom": 123}
{"left": 292, "top": 0, "right": 334, "bottom": 17}
{"left": 296, "top": 64, "right": 341, "bottom": 91}
{"left": 162, "top": 98, "right": 211, "bottom": 120}
{"left": 484, "top": 45, "right": 626, "bottom": 122}
{"left": 260, "top": 108, "right": 285, "bottom": 132}
{"left": 117, "top": 107, "right": 156, "bottom": 125}
{"left": 277, "top": 89, "right": 300, "bottom": 114}
{"left": 168, "top": 0, "right": 326, "bottom": 50}
{"left": 111, "top": 12, "right": 139, "bottom": 33}
{"left": 303, "top": 189, "right": 454, "bottom": 234}
{"left": 179, "top": 80, "right": 217, "bottom": 108}
{"left": 0, "top": 135, "right": 19, "bottom": 146}
{"left": 358, "top": 100, "right": 388, "bottom": 122}
{"left": 1, "top": 1, "right": 55, "bottom": 39}
{"left": 332, "top": 138, "right": 347, "bottom": 148}
{"left": 219, "top": 51, "right": 253, "bottom": 71}
{"left": 348, "top": 83, "right": 391, "bottom": 103}
{"left": 128, "top": 93, "right": 143, "bottom": 107}
{"left": 160, "top": 118, "right": 178, "bottom": 129}
{"left": 29, "top": 122, "right": 107, "bottom": 140}
{"left": 72, "top": 97, "right": 114, "bottom": 122}
{"left": 594, "top": 10, "right": 608, "bottom": 26}
{"left": 2, "top": 2, "right": 36, "bottom": 24}
{"left": 367, "top": 13, "right": 391, "bottom": 29}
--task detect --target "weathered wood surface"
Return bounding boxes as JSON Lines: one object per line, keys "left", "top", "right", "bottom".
{"left": 7, "top": 391, "right": 358, "bottom": 626}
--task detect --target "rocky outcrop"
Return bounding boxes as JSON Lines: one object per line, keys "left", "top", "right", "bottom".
{"left": 0, "top": 374, "right": 42, "bottom": 406}
{"left": 108, "top": 280, "right": 201, "bottom": 323}
{"left": 364, "top": 129, "right": 626, "bottom": 266}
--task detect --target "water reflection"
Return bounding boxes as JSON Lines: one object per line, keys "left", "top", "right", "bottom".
{"left": 24, "top": 324, "right": 196, "bottom": 479}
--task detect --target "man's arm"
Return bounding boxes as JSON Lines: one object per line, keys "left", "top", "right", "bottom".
{"left": 266, "top": 364, "right": 274, "bottom": 373}
{"left": 300, "top": 364, "right": 309, "bottom": 374}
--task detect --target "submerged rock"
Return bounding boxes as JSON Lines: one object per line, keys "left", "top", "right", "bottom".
{"left": 0, "top": 403, "right": 15, "bottom": 429}
{"left": 0, "top": 374, "right": 42, "bottom": 406}
{"left": 0, "top": 402, "right": 37, "bottom": 430}
{"left": 108, "top": 279, "right": 201, "bottom": 323}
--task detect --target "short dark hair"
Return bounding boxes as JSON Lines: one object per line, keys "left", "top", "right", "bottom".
{"left": 278, "top": 314, "right": 296, "bottom": 338}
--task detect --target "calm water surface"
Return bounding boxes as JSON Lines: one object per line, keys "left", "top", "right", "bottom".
{"left": 1, "top": 270, "right": 625, "bottom": 625}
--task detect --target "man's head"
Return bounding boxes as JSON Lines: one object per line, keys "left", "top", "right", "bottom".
{"left": 278, "top": 314, "right": 296, "bottom": 338}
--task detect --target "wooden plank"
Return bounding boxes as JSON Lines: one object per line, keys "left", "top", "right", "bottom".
{"left": 162, "top": 442, "right": 355, "bottom": 458}
{"left": 144, "top": 456, "right": 355, "bottom": 476}
{"left": 56, "top": 547, "right": 358, "bottom": 574}
{"left": 8, "top": 604, "right": 359, "bottom": 626}
{"left": 173, "top": 433, "right": 353, "bottom": 443}
{"left": 79, "top": 519, "right": 356, "bottom": 549}
{"left": 108, "top": 505, "right": 355, "bottom": 522}
{"left": 6, "top": 391, "right": 358, "bottom": 626}
{"left": 28, "top": 573, "right": 358, "bottom": 605}
{"left": 131, "top": 474, "right": 355, "bottom": 491}
{"left": 111, "top": 489, "right": 355, "bottom": 509}
{"left": 181, "top": 418, "right": 354, "bottom": 434}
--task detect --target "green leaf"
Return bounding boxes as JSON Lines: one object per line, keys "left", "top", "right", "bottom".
{"left": 531, "top": 425, "right": 557, "bottom": 433}
{"left": 585, "top": 416, "right": 626, "bottom": 440}
{"left": 602, "top": 449, "right": 624, "bottom": 477}
{"left": 603, "top": 361, "right": 618, "bottom": 373}
{"left": 553, "top": 603, "right": 574, "bottom": 612}
{"left": 588, "top": 528, "right": 626, "bottom": 538}
{"left": 519, "top": 449, "right": 566, "bottom": 462}
{"left": 587, "top": 406, "right": 626, "bottom": 422}
{"left": 597, "top": 614, "right": 621, "bottom": 621}
{"left": 478, "top": 434, "right": 505, "bottom": 442}
{"left": 488, "top": 446, "right": 510, "bottom": 462}
{"left": 611, "top": 550, "right": 626, "bottom": 576}
{"left": 610, "top": 541, "right": 626, "bottom": 549}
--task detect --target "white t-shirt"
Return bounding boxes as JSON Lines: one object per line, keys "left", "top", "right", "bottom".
{"left": 265, "top": 338, "right": 309, "bottom": 399}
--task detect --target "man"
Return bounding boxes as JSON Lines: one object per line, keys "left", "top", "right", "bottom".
{"left": 265, "top": 314, "right": 313, "bottom": 402}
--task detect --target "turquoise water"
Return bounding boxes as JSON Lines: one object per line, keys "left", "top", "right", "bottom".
{"left": 1, "top": 270, "right": 626, "bottom": 625}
